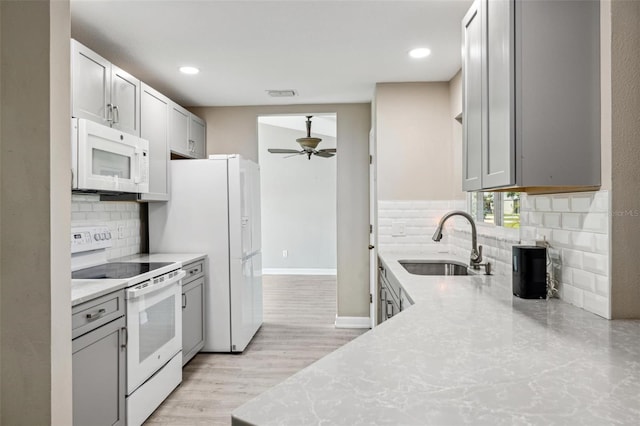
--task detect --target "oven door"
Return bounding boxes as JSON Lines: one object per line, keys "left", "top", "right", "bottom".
{"left": 74, "top": 118, "right": 149, "bottom": 193}
{"left": 125, "top": 272, "right": 184, "bottom": 394}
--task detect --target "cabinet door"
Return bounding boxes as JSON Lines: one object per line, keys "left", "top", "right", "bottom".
{"left": 182, "top": 277, "right": 205, "bottom": 365}
{"left": 483, "top": 0, "right": 515, "bottom": 188}
{"left": 169, "top": 103, "right": 191, "bottom": 157}
{"left": 111, "top": 65, "right": 141, "bottom": 136}
{"left": 71, "top": 40, "right": 111, "bottom": 126}
{"left": 72, "top": 317, "right": 126, "bottom": 426}
{"left": 461, "top": 0, "right": 484, "bottom": 191}
{"left": 189, "top": 113, "right": 207, "bottom": 159}
{"left": 140, "top": 83, "right": 170, "bottom": 201}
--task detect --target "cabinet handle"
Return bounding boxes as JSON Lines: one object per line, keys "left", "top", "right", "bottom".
{"left": 386, "top": 301, "right": 393, "bottom": 317}
{"left": 182, "top": 293, "right": 187, "bottom": 309}
{"left": 189, "top": 268, "right": 197, "bottom": 275}
{"left": 112, "top": 105, "right": 120, "bottom": 124}
{"left": 86, "top": 308, "right": 106, "bottom": 321}
{"left": 120, "top": 327, "right": 127, "bottom": 349}
{"left": 106, "top": 103, "right": 113, "bottom": 123}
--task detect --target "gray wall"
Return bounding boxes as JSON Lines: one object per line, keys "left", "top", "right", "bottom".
{"left": 258, "top": 122, "right": 337, "bottom": 271}
{"left": 610, "top": 0, "right": 640, "bottom": 318}
{"left": 0, "top": 1, "right": 72, "bottom": 424}
{"left": 190, "top": 104, "right": 371, "bottom": 318}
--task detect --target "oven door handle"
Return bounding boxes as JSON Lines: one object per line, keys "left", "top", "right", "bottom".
{"left": 125, "top": 270, "right": 186, "bottom": 299}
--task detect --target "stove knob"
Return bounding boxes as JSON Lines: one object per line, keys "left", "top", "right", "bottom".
{"left": 94, "top": 234, "right": 100, "bottom": 241}
{"left": 106, "top": 232, "right": 112, "bottom": 240}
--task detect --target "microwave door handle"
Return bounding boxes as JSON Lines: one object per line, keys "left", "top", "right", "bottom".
{"left": 134, "top": 147, "right": 142, "bottom": 184}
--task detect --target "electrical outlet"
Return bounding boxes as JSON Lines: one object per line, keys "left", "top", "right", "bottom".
{"left": 282, "top": 249, "right": 288, "bottom": 258}
{"left": 391, "top": 221, "right": 406, "bottom": 237}
{"left": 118, "top": 225, "right": 125, "bottom": 239}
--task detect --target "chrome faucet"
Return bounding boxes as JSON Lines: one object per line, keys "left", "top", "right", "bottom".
{"left": 432, "top": 210, "right": 483, "bottom": 270}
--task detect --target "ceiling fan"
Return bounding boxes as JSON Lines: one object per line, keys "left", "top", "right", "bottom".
{"left": 268, "top": 116, "right": 336, "bottom": 160}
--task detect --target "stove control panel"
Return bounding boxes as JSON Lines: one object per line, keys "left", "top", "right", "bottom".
{"left": 71, "top": 226, "right": 113, "bottom": 254}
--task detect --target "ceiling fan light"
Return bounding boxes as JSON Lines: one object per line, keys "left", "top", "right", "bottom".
{"left": 296, "top": 137, "right": 322, "bottom": 149}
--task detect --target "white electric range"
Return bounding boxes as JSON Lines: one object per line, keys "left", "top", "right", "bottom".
{"left": 71, "top": 226, "right": 185, "bottom": 426}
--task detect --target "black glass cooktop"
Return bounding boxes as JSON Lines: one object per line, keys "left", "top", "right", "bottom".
{"left": 72, "top": 262, "right": 174, "bottom": 280}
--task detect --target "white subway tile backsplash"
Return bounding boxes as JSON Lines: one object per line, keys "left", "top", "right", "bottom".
{"left": 595, "top": 274, "right": 609, "bottom": 297}
{"left": 593, "top": 234, "right": 609, "bottom": 254}
{"left": 570, "top": 231, "right": 594, "bottom": 252}
{"left": 562, "top": 249, "right": 583, "bottom": 268}
{"left": 583, "top": 292, "right": 610, "bottom": 319}
{"left": 593, "top": 191, "right": 610, "bottom": 213}
{"left": 570, "top": 268, "right": 596, "bottom": 293}
{"left": 382, "top": 192, "right": 611, "bottom": 319}
{"left": 71, "top": 194, "right": 141, "bottom": 260}
{"left": 528, "top": 212, "right": 544, "bottom": 226}
{"left": 562, "top": 213, "right": 583, "bottom": 230}
{"left": 535, "top": 196, "right": 551, "bottom": 211}
{"left": 543, "top": 213, "right": 562, "bottom": 229}
{"left": 570, "top": 194, "right": 594, "bottom": 212}
{"left": 582, "top": 213, "right": 608, "bottom": 234}
{"left": 560, "top": 284, "right": 584, "bottom": 309}
{"left": 551, "top": 196, "right": 570, "bottom": 212}
{"left": 582, "top": 252, "right": 608, "bottom": 276}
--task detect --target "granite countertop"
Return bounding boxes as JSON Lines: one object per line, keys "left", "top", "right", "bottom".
{"left": 232, "top": 251, "right": 640, "bottom": 425}
{"left": 71, "top": 252, "right": 207, "bottom": 306}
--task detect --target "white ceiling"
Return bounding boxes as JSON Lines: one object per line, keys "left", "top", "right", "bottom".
{"left": 259, "top": 114, "right": 337, "bottom": 138}
{"left": 71, "top": 0, "right": 472, "bottom": 107}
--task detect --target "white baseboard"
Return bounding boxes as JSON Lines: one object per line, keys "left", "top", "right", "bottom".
{"left": 334, "top": 315, "right": 371, "bottom": 329}
{"left": 262, "top": 268, "right": 337, "bottom": 275}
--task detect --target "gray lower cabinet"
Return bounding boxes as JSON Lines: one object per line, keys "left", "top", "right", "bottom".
{"left": 378, "top": 260, "right": 412, "bottom": 324}
{"left": 182, "top": 259, "right": 206, "bottom": 365}
{"left": 72, "top": 316, "right": 126, "bottom": 426}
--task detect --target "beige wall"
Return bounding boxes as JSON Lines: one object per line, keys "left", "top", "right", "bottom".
{"left": 0, "top": 1, "right": 72, "bottom": 424}
{"left": 374, "top": 82, "right": 457, "bottom": 201}
{"left": 190, "top": 104, "right": 371, "bottom": 318}
{"left": 610, "top": 0, "right": 640, "bottom": 318}
{"left": 448, "top": 70, "right": 465, "bottom": 201}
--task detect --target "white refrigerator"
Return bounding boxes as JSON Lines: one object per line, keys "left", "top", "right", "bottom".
{"left": 149, "top": 154, "right": 263, "bottom": 352}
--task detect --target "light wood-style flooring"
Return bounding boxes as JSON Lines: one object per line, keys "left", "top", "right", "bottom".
{"left": 145, "top": 275, "right": 367, "bottom": 425}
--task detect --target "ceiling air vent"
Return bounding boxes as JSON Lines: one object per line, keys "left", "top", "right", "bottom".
{"left": 266, "top": 89, "right": 297, "bottom": 98}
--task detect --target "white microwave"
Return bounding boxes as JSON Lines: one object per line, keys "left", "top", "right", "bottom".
{"left": 72, "top": 118, "right": 149, "bottom": 194}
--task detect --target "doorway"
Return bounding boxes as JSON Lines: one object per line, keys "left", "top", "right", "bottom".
{"left": 257, "top": 114, "right": 337, "bottom": 275}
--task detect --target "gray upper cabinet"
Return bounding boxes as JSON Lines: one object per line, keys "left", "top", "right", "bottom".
{"left": 140, "top": 83, "right": 170, "bottom": 201}
{"left": 169, "top": 102, "right": 191, "bottom": 157}
{"left": 462, "top": 0, "right": 600, "bottom": 193}
{"left": 462, "top": 0, "right": 483, "bottom": 191}
{"left": 71, "top": 40, "right": 141, "bottom": 136}
{"left": 189, "top": 113, "right": 207, "bottom": 159}
{"left": 71, "top": 40, "right": 111, "bottom": 127}
{"left": 169, "top": 103, "right": 207, "bottom": 159}
{"left": 111, "top": 65, "right": 141, "bottom": 136}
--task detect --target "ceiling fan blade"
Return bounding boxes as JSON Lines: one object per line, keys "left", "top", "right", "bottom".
{"left": 268, "top": 148, "right": 302, "bottom": 154}
{"left": 317, "top": 148, "right": 337, "bottom": 153}
{"left": 284, "top": 152, "right": 305, "bottom": 158}
{"left": 314, "top": 151, "right": 335, "bottom": 158}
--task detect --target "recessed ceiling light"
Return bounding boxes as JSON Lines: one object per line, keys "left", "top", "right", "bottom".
{"left": 409, "top": 48, "right": 431, "bottom": 59}
{"left": 179, "top": 66, "right": 200, "bottom": 75}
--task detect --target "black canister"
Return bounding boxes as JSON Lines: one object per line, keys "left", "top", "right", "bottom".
{"left": 512, "top": 246, "right": 547, "bottom": 299}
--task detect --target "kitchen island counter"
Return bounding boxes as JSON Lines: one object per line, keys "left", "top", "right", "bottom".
{"left": 232, "top": 251, "right": 640, "bottom": 425}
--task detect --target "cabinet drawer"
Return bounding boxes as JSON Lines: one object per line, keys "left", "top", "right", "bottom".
{"left": 183, "top": 260, "right": 204, "bottom": 283}
{"left": 72, "top": 290, "right": 125, "bottom": 339}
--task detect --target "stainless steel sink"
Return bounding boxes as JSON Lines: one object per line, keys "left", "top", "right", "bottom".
{"left": 398, "top": 260, "right": 472, "bottom": 276}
